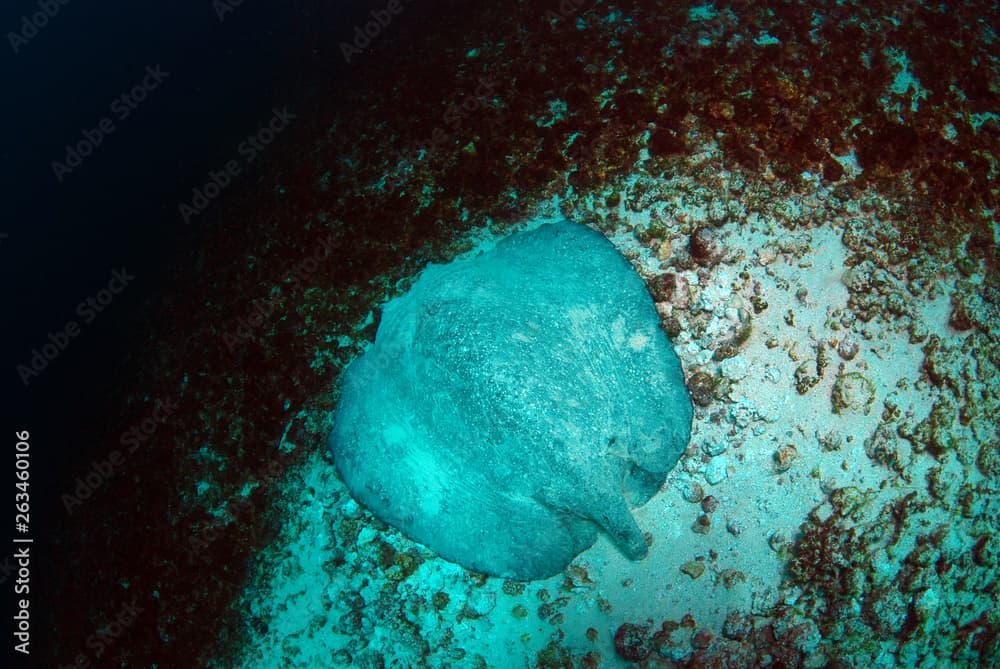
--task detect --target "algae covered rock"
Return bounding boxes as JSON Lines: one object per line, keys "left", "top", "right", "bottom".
{"left": 330, "top": 221, "right": 693, "bottom": 579}
{"left": 831, "top": 372, "right": 876, "bottom": 415}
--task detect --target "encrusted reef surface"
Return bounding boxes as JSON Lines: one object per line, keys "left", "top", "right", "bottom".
{"left": 42, "top": 0, "right": 998, "bottom": 667}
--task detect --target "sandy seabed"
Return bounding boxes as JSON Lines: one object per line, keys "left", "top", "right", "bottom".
{"left": 228, "top": 144, "right": 998, "bottom": 668}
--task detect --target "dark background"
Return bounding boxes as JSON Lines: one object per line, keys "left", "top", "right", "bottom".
{"left": 1, "top": 0, "right": 360, "bottom": 504}
{"left": 0, "top": 1, "right": 377, "bottom": 662}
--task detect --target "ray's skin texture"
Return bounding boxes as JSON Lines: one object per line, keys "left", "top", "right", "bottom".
{"left": 330, "top": 221, "right": 693, "bottom": 579}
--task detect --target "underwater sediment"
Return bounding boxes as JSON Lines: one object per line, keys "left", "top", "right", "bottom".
{"left": 43, "top": 0, "right": 998, "bottom": 667}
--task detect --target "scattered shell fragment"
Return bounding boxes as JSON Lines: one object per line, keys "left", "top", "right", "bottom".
{"left": 681, "top": 480, "right": 705, "bottom": 503}
{"left": 702, "top": 440, "right": 727, "bottom": 456}
{"left": 836, "top": 335, "right": 860, "bottom": 360}
{"left": 831, "top": 372, "right": 876, "bottom": 414}
{"left": 768, "top": 533, "right": 789, "bottom": 553}
{"left": 680, "top": 560, "right": 706, "bottom": 579}
{"left": 774, "top": 445, "right": 798, "bottom": 472}
{"left": 692, "top": 514, "right": 712, "bottom": 534}
{"left": 705, "top": 457, "right": 729, "bottom": 484}
{"left": 689, "top": 227, "right": 723, "bottom": 266}
{"left": 718, "top": 569, "right": 747, "bottom": 589}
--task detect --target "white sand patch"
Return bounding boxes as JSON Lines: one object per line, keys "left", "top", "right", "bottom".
{"left": 226, "top": 178, "right": 959, "bottom": 668}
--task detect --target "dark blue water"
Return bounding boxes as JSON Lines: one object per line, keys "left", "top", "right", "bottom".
{"left": 2, "top": 0, "right": 364, "bottom": 503}
{"left": 1, "top": 3, "right": 365, "bottom": 662}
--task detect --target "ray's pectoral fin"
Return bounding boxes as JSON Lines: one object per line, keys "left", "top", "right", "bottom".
{"left": 587, "top": 494, "right": 650, "bottom": 561}
{"left": 536, "top": 481, "right": 650, "bottom": 562}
